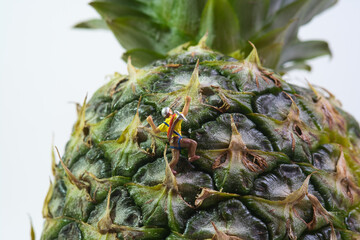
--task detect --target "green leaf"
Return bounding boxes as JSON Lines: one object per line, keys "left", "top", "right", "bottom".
{"left": 122, "top": 49, "right": 166, "bottom": 67}
{"left": 74, "top": 19, "right": 108, "bottom": 29}
{"left": 279, "top": 40, "right": 331, "bottom": 65}
{"left": 229, "top": 0, "right": 269, "bottom": 42}
{"left": 107, "top": 16, "right": 189, "bottom": 55}
{"left": 137, "top": 0, "right": 207, "bottom": 37}
{"left": 250, "top": 23, "right": 292, "bottom": 68}
{"left": 299, "top": 0, "right": 337, "bottom": 25}
{"left": 90, "top": 0, "right": 147, "bottom": 20}
{"left": 82, "top": 0, "right": 337, "bottom": 72}
{"left": 107, "top": 17, "right": 162, "bottom": 52}
{"left": 280, "top": 61, "right": 311, "bottom": 73}
{"left": 199, "top": 0, "right": 241, "bottom": 54}
{"left": 263, "top": 0, "right": 309, "bottom": 44}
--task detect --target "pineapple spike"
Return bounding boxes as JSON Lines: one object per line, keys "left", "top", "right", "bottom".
{"left": 246, "top": 42, "right": 262, "bottom": 67}
{"left": 186, "top": 59, "right": 200, "bottom": 98}
{"left": 51, "top": 134, "right": 56, "bottom": 176}
{"left": 281, "top": 171, "right": 336, "bottom": 240}
{"left": 224, "top": 115, "right": 268, "bottom": 172}
{"left": 55, "top": 146, "right": 88, "bottom": 190}
{"left": 307, "top": 80, "right": 320, "bottom": 98}
{"left": 29, "top": 216, "right": 35, "bottom": 240}
{"left": 74, "top": 102, "right": 81, "bottom": 115}
{"left": 282, "top": 172, "right": 316, "bottom": 205}
{"left": 163, "top": 145, "right": 178, "bottom": 191}
{"left": 229, "top": 115, "right": 245, "bottom": 148}
{"left": 136, "top": 96, "right": 142, "bottom": 115}
{"left": 127, "top": 56, "right": 139, "bottom": 93}
{"left": 336, "top": 150, "right": 360, "bottom": 202}
{"left": 42, "top": 178, "right": 53, "bottom": 218}
{"left": 198, "top": 32, "right": 209, "bottom": 50}
{"left": 97, "top": 186, "right": 113, "bottom": 234}
{"left": 127, "top": 56, "right": 137, "bottom": 79}
{"left": 195, "top": 188, "right": 240, "bottom": 208}
{"left": 72, "top": 95, "right": 87, "bottom": 141}
{"left": 283, "top": 91, "right": 301, "bottom": 118}
{"left": 211, "top": 221, "right": 244, "bottom": 240}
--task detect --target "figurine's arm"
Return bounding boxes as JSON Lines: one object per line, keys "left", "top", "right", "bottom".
{"left": 182, "top": 96, "right": 191, "bottom": 117}
{"left": 146, "top": 116, "right": 161, "bottom": 134}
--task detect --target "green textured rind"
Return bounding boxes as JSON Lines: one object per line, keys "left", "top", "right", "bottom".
{"left": 42, "top": 49, "right": 360, "bottom": 239}
{"left": 76, "top": 0, "right": 335, "bottom": 72}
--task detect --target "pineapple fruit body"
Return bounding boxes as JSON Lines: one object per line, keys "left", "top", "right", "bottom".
{"left": 42, "top": 47, "right": 360, "bottom": 239}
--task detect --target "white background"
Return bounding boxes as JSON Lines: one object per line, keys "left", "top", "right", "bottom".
{"left": 0, "top": 1, "right": 359, "bottom": 239}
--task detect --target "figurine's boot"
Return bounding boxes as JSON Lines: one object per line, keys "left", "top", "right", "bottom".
{"left": 180, "top": 138, "right": 200, "bottom": 162}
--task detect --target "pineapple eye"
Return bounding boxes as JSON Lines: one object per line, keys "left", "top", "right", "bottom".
{"left": 312, "top": 96, "right": 321, "bottom": 103}
{"left": 83, "top": 126, "right": 90, "bottom": 136}
{"left": 125, "top": 213, "right": 140, "bottom": 226}
{"left": 294, "top": 125, "right": 303, "bottom": 136}
{"left": 136, "top": 129, "right": 148, "bottom": 144}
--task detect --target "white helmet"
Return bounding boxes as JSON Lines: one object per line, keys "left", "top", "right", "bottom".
{"left": 161, "top": 107, "right": 171, "bottom": 117}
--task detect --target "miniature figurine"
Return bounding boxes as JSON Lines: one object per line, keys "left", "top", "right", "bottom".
{"left": 146, "top": 96, "right": 200, "bottom": 174}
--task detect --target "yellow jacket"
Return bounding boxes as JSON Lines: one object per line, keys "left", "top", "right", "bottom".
{"left": 158, "top": 113, "right": 183, "bottom": 137}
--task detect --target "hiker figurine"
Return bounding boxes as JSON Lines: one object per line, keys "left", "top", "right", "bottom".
{"left": 146, "top": 96, "right": 200, "bottom": 174}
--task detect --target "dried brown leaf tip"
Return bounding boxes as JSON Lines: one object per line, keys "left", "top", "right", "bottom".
{"left": 56, "top": 147, "right": 88, "bottom": 190}
{"left": 109, "top": 75, "right": 128, "bottom": 97}
{"left": 163, "top": 145, "right": 179, "bottom": 192}
{"left": 165, "top": 64, "right": 181, "bottom": 68}
{"left": 73, "top": 95, "right": 88, "bottom": 138}
{"left": 221, "top": 63, "right": 244, "bottom": 74}
{"left": 42, "top": 179, "right": 54, "bottom": 218}
{"left": 81, "top": 171, "right": 111, "bottom": 202}
{"left": 280, "top": 92, "right": 318, "bottom": 150}
{"left": 97, "top": 186, "right": 113, "bottom": 234}
{"left": 211, "top": 222, "right": 244, "bottom": 240}
{"left": 55, "top": 147, "right": 93, "bottom": 201}
{"left": 30, "top": 217, "right": 35, "bottom": 240}
{"left": 96, "top": 187, "right": 134, "bottom": 235}
{"left": 260, "top": 68, "right": 282, "bottom": 87}
{"left": 280, "top": 173, "right": 336, "bottom": 239}
{"left": 200, "top": 86, "right": 230, "bottom": 113}
{"left": 246, "top": 42, "right": 262, "bottom": 67}
{"left": 241, "top": 43, "right": 282, "bottom": 89}
{"left": 127, "top": 57, "right": 139, "bottom": 94}
{"left": 195, "top": 188, "right": 218, "bottom": 207}
{"left": 212, "top": 115, "right": 267, "bottom": 172}
{"left": 51, "top": 137, "right": 56, "bottom": 176}
{"left": 195, "top": 188, "right": 239, "bottom": 208}
{"left": 308, "top": 83, "right": 346, "bottom": 133}
{"left": 336, "top": 150, "right": 360, "bottom": 203}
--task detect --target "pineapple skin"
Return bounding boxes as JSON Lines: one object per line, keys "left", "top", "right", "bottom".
{"left": 41, "top": 49, "right": 360, "bottom": 240}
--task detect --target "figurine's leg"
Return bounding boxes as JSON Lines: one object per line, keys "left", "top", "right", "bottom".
{"left": 169, "top": 137, "right": 180, "bottom": 174}
{"left": 169, "top": 149, "right": 180, "bottom": 173}
{"left": 180, "top": 138, "right": 200, "bottom": 162}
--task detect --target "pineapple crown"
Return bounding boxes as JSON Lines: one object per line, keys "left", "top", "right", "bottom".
{"left": 76, "top": 0, "right": 337, "bottom": 73}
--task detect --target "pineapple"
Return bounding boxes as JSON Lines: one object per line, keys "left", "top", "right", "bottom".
{"left": 41, "top": 0, "right": 360, "bottom": 239}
